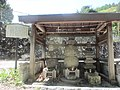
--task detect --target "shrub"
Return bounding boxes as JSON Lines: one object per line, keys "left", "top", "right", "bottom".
{"left": 0, "top": 68, "right": 23, "bottom": 86}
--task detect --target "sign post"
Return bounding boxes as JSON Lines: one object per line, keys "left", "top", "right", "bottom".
{"left": 6, "top": 23, "right": 29, "bottom": 71}
{"left": 15, "top": 38, "right": 18, "bottom": 70}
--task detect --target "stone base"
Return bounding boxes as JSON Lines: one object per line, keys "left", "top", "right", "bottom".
{"left": 67, "top": 74, "right": 76, "bottom": 80}
{"left": 87, "top": 73, "right": 101, "bottom": 85}
{"left": 43, "top": 67, "right": 56, "bottom": 79}
{"left": 64, "top": 68, "right": 79, "bottom": 80}
{"left": 60, "top": 77, "right": 81, "bottom": 84}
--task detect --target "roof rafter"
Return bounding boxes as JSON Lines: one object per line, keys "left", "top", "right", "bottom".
{"left": 35, "top": 24, "right": 46, "bottom": 32}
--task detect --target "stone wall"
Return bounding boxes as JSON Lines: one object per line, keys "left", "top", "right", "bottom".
{"left": 19, "top": 61, "right": 44, "bottom": 83}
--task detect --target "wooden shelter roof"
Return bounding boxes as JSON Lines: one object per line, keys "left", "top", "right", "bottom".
{"left": 19, "top": 13, "right": 120, "bottom": 23}
{"left": 18, "top": 13, "right": 120, "bottom": 37}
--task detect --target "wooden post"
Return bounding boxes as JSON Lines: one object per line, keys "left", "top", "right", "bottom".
{"left": 41, "top": 44, "right": 45, "bottom": 68}
{"left": 29, "top": 24, "right": 36, "bottom": 81}
{"left": 42, "top": 33, "right": 46, "bottom": 67}
{"left": 107, "top": 23, "right": 115, "bottom": 81}
{"left": 95, "top": 29, "right": 100, "bottom": 72}
{"left": 95, "top": 29, "right": 99, "bottom": 59}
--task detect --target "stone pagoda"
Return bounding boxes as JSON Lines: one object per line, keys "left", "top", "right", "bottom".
{"left": 84, "top": 42, "right": 101, "bottom": 85}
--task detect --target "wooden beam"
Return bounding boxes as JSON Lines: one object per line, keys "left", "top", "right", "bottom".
{"left": 42, "top": 24, "right": 98, "bottom": 28}
{"left": 107, "top": 23, "right": 115, "bottom": 81}
{"left": 35, "top": 24, "right": 45, "bottom": 32}
{"left": 46, "top": 43, "right": 96, "bottom": 46}
{"left": 36, "top": 39, "right": 44, "bottom": 45}
{"left": 97, "top": 23, "right": 107, "bottom": 32}
{"left": 46, "top": 33, "right": 95, "bottom": 37}
{"left": 45, "top": 27, "right": 96, "bottom": 31}
{"left": 37, "top": 21, "right": 103, "bottom": 24}
{"left": 75, "top": 43, "right": 96, "bottom": 46}
{"left": 98, "top": 39, "right": 107, "bottom": 45}
{"left": 29, "top": 24, "right": 36, "bottom": 81}
{"left": 96, "top": 22, "right": 104, "bottom": 28}
{"left": 38, "top": 31, "right": 96, "bottom": 34}
{"left": 36, "top": 31, "right": 45, "bottom": 45}
{"left": 36, "top": 37, "right": 44, "bottom": 44}
{"left": 36, "top": 34, "right": 44, "bottom": 41}
{"left": 98, "top": 33, "right": 107, "bottom": 43}
{"left": 103, "top": 29, "right": 107, "bottom": 34}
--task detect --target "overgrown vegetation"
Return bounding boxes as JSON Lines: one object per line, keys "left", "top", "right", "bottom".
{"left": 0, "top": 68, "right": 23, "bottom": 86}
{"left": 79, "top": 2, "right": 120, "bottom": 13}
{"left": 96, "top": 3, "right": 117, "bottom": 12}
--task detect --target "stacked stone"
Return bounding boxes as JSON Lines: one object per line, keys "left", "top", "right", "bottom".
{"left": 84, "top": 42, "right": 101, "bottom": 85}
{"left": 84, "top": 48, "right": 96, "bottom": 71}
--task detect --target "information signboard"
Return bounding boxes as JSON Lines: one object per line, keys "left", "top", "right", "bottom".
{"left": 6, "top": 23, "right": 29, "bottom": 38}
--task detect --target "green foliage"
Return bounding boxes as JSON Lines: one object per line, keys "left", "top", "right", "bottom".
{"left": 112, "top": 22, "right": 120, "bottom": 42}
{"left": 78, "top": 2, "right": 119, "bottom": 13}
{"left": 80, "top": 6, "right": 90, "bottom": 13}
{"left": 0, "top": 68, "right": 23, "bottom": 86}
{"left": 116, "top": 2, "right": 120, "bottom": 12}
{"left": 0, "top": 0, "right": 13, "bottom": 23}
{"left": 80, "top": 6, "right": 97, "bottom": 13}
{"left": 98, "top": 6, "right": 117, "bottom": 12}
{"left": 0, "top": 69, "right": 9, "bottom": 82}
{"left": 0, "top": 0, "right": 6, "bottom": 5}
{"left": 96, "top": 3, "right": 117, "bottom": 12}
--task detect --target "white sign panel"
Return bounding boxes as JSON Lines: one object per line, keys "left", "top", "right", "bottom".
{"left": 6, "top": 23, "right": 29, "bottom": 38}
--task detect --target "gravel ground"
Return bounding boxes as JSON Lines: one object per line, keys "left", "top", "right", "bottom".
{"left": 0, "top": 83, "right": 23, "bottom": 90}
{"left": 0, "top": 83, "right": 38, "bottom": 90}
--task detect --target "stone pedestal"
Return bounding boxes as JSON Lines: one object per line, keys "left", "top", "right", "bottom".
{"left": 47, "top": 69, "right": 56, "bottom": 79}
{"left": 43, "top": 67, "right": 56, "bottom": 79}
{"left": 65, "top": 68, "right": 79, "bottom": 80}
{"left": 43, "top": 58, "right": 57, "bottom": 79}
{"left": 88, "top": 73, "right": 101, "bottom": 85}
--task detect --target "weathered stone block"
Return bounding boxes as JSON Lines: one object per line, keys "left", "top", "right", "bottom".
{"left": 19, "top": 61, "right": 44, "bottom": 83}
{"left": 88, "top": 74, "right": 101, "bottom": 85}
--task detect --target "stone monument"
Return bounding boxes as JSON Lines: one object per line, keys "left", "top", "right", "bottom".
{"left": 84, "top": 42, "right": 101, "bottom": 85}
{"left": 63, "top": 37, "right": 80, "bottom": 80}
{"left": 43, "top": 40, "right": 57, "bottom": 79}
